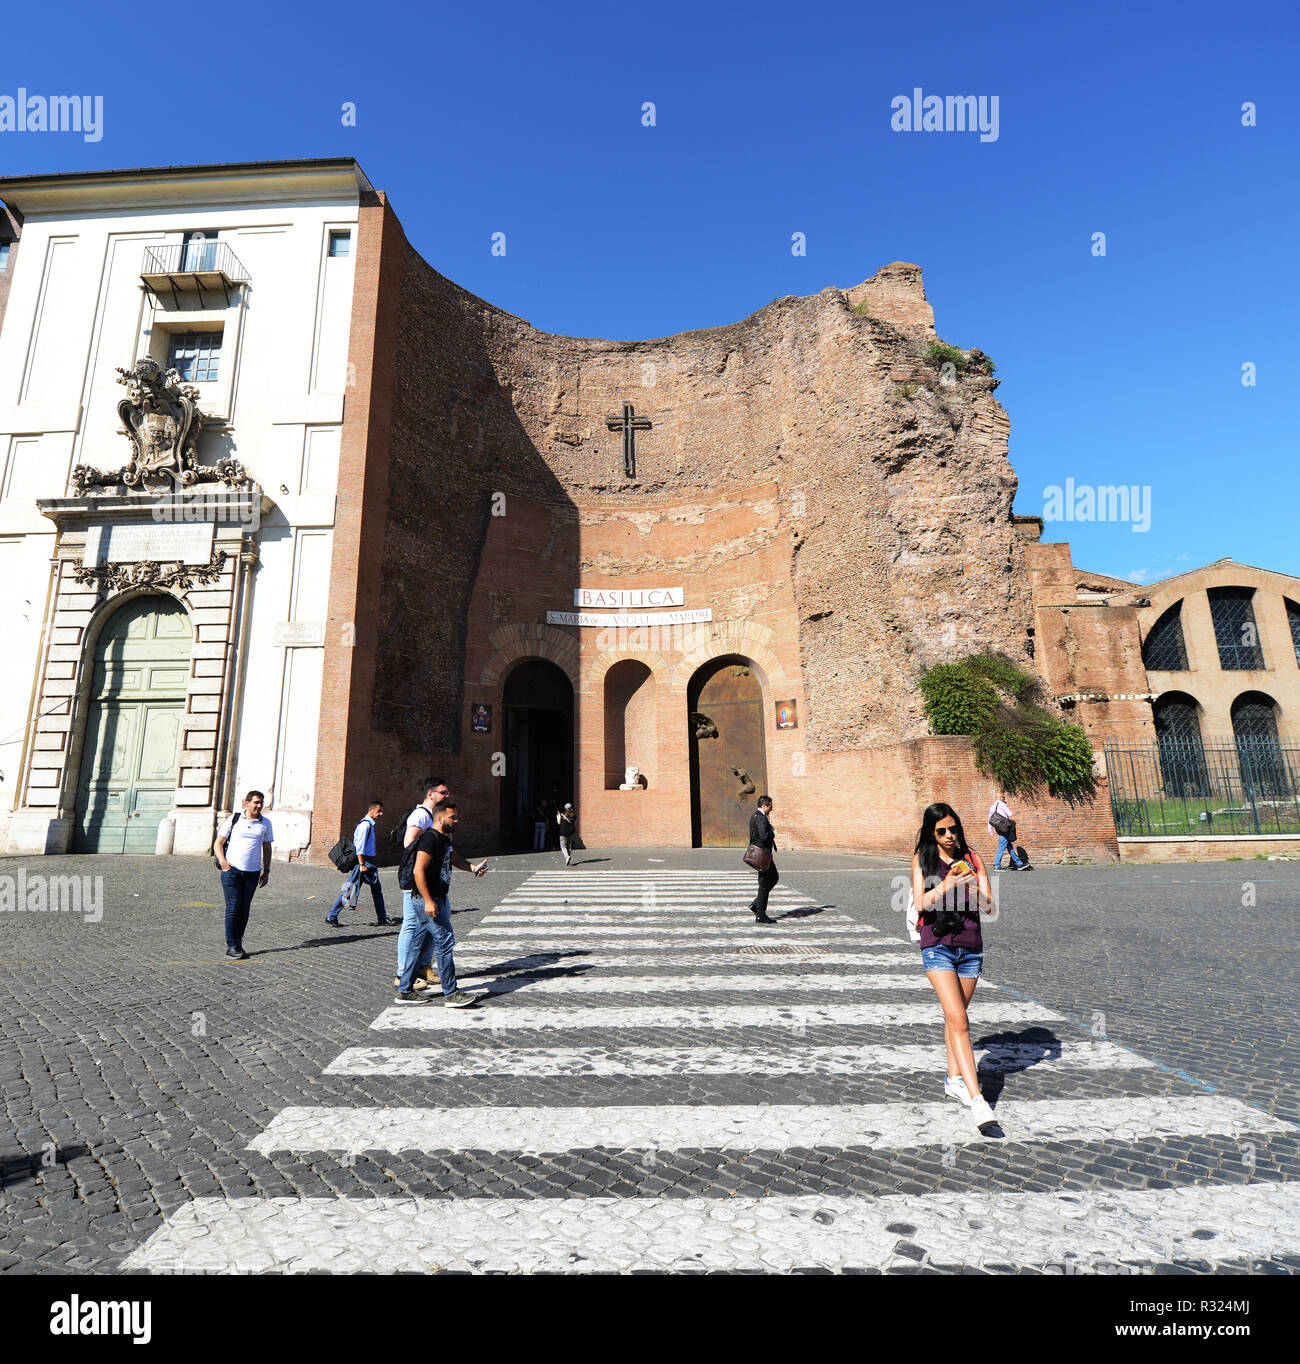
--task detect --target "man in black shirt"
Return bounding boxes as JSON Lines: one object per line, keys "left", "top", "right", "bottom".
{"left": 395, "top": 799, "right": 486, "bottom": 1007}
{"left": 747, "top": 795, "right": 779, "bottom": 924}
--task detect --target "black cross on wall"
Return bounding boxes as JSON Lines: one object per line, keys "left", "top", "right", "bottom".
{"left": 604, "top": 401, "right": 653, "bottom": 479}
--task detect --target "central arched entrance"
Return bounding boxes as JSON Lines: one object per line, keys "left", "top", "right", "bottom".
{"left": 73, "top": 594, "right": 192, "bottom": 854}
{"left": 499, "top": 658, "right": 574, "bottom": 850}
{"left": 688, "top": 656, "right": 768, "bottom": 847}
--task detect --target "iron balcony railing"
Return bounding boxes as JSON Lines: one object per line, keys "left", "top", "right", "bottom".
{"left": 141, "top": 241, "right": 250, "bottom": 287}
{"left": 1104, "top": 737, "right": 1300, "bottom": 837}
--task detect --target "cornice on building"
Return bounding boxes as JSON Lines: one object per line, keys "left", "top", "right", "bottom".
{"left": 0, "top": 157, "right": 374, "bottom": 216}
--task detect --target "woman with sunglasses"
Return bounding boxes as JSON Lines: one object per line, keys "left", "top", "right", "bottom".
{"left": 910, "top": 802, "right": 1000, "bottom": 1131}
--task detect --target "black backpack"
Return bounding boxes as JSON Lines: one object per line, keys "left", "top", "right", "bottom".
{"left": 397, "top": 809, "right": 428, "bottom": 891}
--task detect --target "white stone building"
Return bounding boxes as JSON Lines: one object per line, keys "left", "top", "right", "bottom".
{"left": 0, "top": 159, "right": 368, "bottom": 857}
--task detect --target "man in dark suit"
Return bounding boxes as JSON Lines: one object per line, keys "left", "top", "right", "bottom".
{"left": 747, "top": 795, "right": 779, "bottom": 924}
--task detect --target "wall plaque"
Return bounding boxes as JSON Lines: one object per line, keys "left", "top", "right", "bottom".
{"left": 775, "top": 699, "right": 798, "bottom": 729}
{"left": 470, "top": 703, "right": 492, "bottom": 733}
{"left": 573, "top": 587, "right": 685, "bottom": 609}
{"left": 548, "top": 608, "right": 712, "bottom": 628}
{"left": 85, "top": 521, "right": 215, "bottom": 566}
{"left": 274, "top": 621, "right": 326, "bottom": 647}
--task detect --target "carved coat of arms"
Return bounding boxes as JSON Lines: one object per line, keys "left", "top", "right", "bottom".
{"left": 70, "top": 357, "right": 245, "bottom": 494}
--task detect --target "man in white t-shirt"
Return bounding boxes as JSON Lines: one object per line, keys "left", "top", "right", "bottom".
{"left": 213, "top": 790, "right": 274, "bottom": 960}
{"left": 394, "top": 778, "right": 448, "bottom": 992}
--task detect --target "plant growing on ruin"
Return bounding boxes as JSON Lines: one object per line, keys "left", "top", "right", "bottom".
{"left": 852, "top": 300, "right": 870, "bottom": 316}
{"left": 920, "top": 653, "right": 1095, "bottom": 799}
{"left": 925, "top": 341, "right": 968, "bottom": 374}
{"left": 896, "top": 381, "right": 918, "bottom": 399}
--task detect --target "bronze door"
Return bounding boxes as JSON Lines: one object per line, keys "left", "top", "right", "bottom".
{"left": 689, "top": 660, "right": 767, "bottom": 847}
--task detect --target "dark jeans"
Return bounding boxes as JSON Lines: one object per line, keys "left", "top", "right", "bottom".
{"left": 220, "top": 868, "right": 261, "bottom": 948}
{"left": 749, "top": 860, "right": 779, "bottom": 916}
{"left": 328, "top": 864, "right": 386, "bottom": 921}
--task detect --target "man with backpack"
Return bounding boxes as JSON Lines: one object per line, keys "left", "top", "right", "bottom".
{"left": 392, "top": 778, "right": 448, "bottom": 994}
{"left": 327, "top": 799, "right": 394, "bottom": 927}
{"left": 213, "top": 790, "right": 274, "bottom": 960}
{"left": 395, "top": 798, "right": 486, "bottom": 1007}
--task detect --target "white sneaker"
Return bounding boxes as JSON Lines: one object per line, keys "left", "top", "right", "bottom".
{"left": 968, "top": 1095, "right": 999, "bottom": 1130}
{"left": 943, "top": 1074, "right": 973, "bottom": 1106}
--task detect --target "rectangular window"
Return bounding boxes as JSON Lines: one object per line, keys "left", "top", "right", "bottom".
{"left": 1208, "top": 587, "right": 1265, "bottom": 670}
{"left": 0, "top": 242, "right": 9, "bottom": 272}
{"left": 327, "top": 230, "right": 351, "bottom": 258}
{"left": 181, "top": 229, "right": 219, "bottom": 272}
{"left": 167, "top": 331, "right": 222, "bottom": 383}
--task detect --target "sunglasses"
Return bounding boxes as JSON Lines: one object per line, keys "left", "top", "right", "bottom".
{"left": 935, "top": 823, "right": 957, "bottom": 834}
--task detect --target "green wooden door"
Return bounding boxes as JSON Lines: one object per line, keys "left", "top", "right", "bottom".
{"left": 74, "top": 597, "right": 192, "bottom": 854}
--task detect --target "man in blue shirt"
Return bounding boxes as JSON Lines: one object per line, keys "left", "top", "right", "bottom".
{"left": 327, "top": 799, "right": 394, "bottom": 926}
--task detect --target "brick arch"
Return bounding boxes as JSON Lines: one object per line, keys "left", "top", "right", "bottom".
{"left": 479, "top": 623, "right": 581, "bottom": 689}
{"left": 587, "top": 648, "right": 672, "bottom": 689}
{"left": 669, "top": 620, "right": 788, "bottom": 696}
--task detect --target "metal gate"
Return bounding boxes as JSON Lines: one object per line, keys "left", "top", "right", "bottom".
{"left": 1104, "top": 738, "right": 1300, "bottom": 837}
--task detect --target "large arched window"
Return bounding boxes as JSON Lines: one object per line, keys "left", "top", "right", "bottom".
{"left": 1153, "top": 691, "right": 1207, "bottom": 797}
{"left": 604, "top": 659, "right": 656, "bottom": 790}
{"left": 1208, "top": 587, "right": 1265, "bottom": 670}
{"left": 1232, "top": 691, "right": 1289, "bottom": 798}
{"left": 1142, "top": 602, "right": 1189, "bottom": 671}
{"left": 1286, "top": 598, "right": 1300, "bottom": 669}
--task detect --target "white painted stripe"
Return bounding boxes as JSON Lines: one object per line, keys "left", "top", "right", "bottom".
{"left": 247, "top": 1096, "right": 1289, "bottom": 1156}
{"left": 454, "top": 937, "right": 901, "bottom": 951}
{"left": 368, "top": 1001, "right": 1057, "bottom": 1030}
{"left": 420, "top": 973, "right": 934, "bottom": 997}
{"left": 121, "top": 1185, "right": 1300, "bottom": 1273}
{"left": 456, "top": 950, "right": 917, "bottom": 971}
{"left": 467, "top": 925, "right": 875, "bottom": 938}
{"left": 482, "top": 916, "right": 843, "bottom": 927}
{"left": 324, "top": 1039, "right": 1154, "bottom": 1079}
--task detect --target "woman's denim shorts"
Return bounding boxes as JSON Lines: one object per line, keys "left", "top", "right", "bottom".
{"left": 920, "top": 944, "right": 984, "bottom": 978}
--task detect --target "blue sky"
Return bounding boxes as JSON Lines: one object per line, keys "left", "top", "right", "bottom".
{"left": 2, "top": 0, "right": 1295, "bottom": 582}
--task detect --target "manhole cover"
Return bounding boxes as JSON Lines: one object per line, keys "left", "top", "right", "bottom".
{"left": 736, "top": 945, "right": 830, "bottom": 957}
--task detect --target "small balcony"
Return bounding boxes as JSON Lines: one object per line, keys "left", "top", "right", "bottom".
{"left": 141, "top": 242, "right": 250, "bottom": 308}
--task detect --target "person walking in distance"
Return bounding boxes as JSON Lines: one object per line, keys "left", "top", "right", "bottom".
{"left": 213, "top": 790, "right": 273, "bottom": 960}
{"left": 911, "top": 802, "right": 1000, "bottom": 1131}
{"left": 532, "top": 800, "right": 547, "bottom": 851}
{"left": 557, "top": 803, "right": 577, "bottom": 865}
{"left": 988, "top": 792, "right": 1031, "bottom": 871}
{"left": 394, "top": 778, "right": 447, "bottom": 994}
{"left": 747, "top": 795, "right": 779, "bottom": 925}
{"left": 395, "top": 799, "right": 487, "bottom": 1007}
{"left": 327, "top": 799, "right": 395, "bottom": 927}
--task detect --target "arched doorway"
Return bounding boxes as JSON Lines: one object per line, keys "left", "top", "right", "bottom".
{"left": 688, "top": 656, "right": 768, "bottom": 847}
{"left": 499, "top": 659, "right": 574, "bottom": 850}
{"left": 74, "top": 595, "right": 192, "bottom": 854}
{"left": 1232, "top": 691, "right": 1288, "bottom": 799}
{"left": 1153, "top": 691, "right": 1207, "bottom": 797}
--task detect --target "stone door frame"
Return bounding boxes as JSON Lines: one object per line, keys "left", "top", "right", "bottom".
{"left": 5, "top": 489, "right": 266, "bottom": 856}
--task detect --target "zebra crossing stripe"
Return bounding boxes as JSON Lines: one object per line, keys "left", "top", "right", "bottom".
{"left": 368, "top": 1001, "right": 1059, "bottom": 1030}
{"left": 455, "top": 950, "right": 917, "bottom": 971}
{"left": 120, "top": 1184, "right": 1300, "bottom": 1273}
{"left": 456, "top": 936, "right": 894, "bottom": 951}
{"left": 466, "top": 925, "right": 876, "bottom": 938}
{"left": 384, "top": 972, "right": 934, "bottom": 997}
{"left": 323, "top": 1039, "right": 1155, "bottom": 1078}
{"left": 246, "top": 1095, "right": 1290, "bottom": 1157}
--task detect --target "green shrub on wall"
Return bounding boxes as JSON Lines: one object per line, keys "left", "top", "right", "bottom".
{"left": 920, "top": 654, "right": 1095, "bottom": 799}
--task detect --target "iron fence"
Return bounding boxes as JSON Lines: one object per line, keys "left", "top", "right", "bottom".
{"left": 1104, "top": 738, "right": 1300, "bottom": 837}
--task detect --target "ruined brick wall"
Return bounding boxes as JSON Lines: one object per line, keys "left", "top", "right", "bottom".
{"left": 317, "top": 233, "right": 1086, "bottom": 857}
{"left": 1024, "top": 541, "right": 1156, "bottom": 746}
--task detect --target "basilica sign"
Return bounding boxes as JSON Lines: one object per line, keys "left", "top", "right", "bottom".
{"left": 548, "top": 608, "right": 712, "bottom": 628}
{"left": 573, "top": 587, "right": 684, "bottom": 609}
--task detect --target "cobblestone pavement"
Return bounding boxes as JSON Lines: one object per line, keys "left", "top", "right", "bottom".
{"left": 1, "top": 849, "right": 1297, "bottom": 1273}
